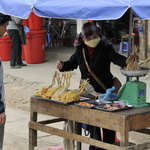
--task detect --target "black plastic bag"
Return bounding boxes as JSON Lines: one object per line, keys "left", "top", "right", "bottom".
{"left": 82, "top": 123, "right": 92, "bottom": 136}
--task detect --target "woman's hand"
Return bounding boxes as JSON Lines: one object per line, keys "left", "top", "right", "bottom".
{"left": 56, "top": 60, "right": 64, "bottom": 70}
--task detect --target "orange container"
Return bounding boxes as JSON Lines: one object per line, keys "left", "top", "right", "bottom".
{"left": 21, "top": 44, "right": 26, "bottom": 61}
{"left": 22, "top": 19, "right": 29, "bottom": 27}
{"left": 0, "top": 36, "right": 12, "bottom": 61}
{"left": 28, "top": 12, "right": 43, "bottom": 30}
{"left": 25, "top": 30, "right": 46, "bottom": 64}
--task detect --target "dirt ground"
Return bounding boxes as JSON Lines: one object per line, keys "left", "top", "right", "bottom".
{"left": 4, "top": 74, "right": 44, "bottom": 111}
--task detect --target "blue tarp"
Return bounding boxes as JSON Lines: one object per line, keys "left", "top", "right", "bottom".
{"left": 131, "top": 0, "right": 150, "bottom": 19}
{"left": 0, "top": 0, "right": 150, "bottom": 19}
{"left": 0, "top": 0, "right": 37, "bottom": 18}
{"left": 34, "top": 0, "right": 129, "bottom": 20}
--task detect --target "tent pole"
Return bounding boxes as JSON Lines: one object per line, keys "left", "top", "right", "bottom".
{"left": 126, "top": 8, "right": 133, "bottom": 82}
{"left": 128, "top": 8, "right": 133, "bottom": 57}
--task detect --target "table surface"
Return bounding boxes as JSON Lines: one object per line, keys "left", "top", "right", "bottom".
{"left": 30, "top": 96, "right": 150, "bottom": 130}
{"left": 29, "top": 96, "right": 150, "bottom": 150}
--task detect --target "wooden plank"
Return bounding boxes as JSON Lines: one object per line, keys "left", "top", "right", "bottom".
{"left": 122, "top": 141, "right": 150, "bottom": 150}
{"left": 127, "top": 114, "right": 150, "bottom": 130}
{"left": 29, "top": 128, "right": 37, "bottom": 150}
{"left": 135, "top": 129, "right": 150, "bottom": 135}
{"left": 116, "top": 106, "right": 150, "bottom": 116}
{"left": 30, "top": 111, "right": 37, "bottom": 122}
{"left": 29, "top": 108, "right": 37, "bottom": 150}
{"left": 38, "top": 118, "right": 66, "bottom": 124}
{"left": 30, "top": 98, "right": 122, "bottom": 131}
{"left": 119, "top": 118, "right": 129, "bottom": 147}
{"left": 29, "top": 121, "right": 123, "bottom": 150}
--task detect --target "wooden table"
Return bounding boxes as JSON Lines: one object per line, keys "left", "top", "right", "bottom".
{"left": 29, "top": 96, "right": 150, "bottom": 150}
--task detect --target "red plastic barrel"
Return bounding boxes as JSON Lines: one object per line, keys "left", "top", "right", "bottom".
{"left": 25, "top": 30, "right": 46, "bottom": 64}
{"left": 28, "top": 12, "right": 43, "bottom": 30}
{"left": 22, "top": 19, "right": 29, "bottom": 27}
{"left": 21, "top": 44, "right": 26, "bottom": 61}
{"left": 0, "top": 36, "right": 12, "bottom": 61}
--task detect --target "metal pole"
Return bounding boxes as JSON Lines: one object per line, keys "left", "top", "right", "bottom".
{"left": 128, "top": 8, "right": 133, "bottom": 57}
{"left": 127, "top": 8, "right": 133, "bottom": 82}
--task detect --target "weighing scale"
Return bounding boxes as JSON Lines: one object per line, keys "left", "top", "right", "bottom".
{"left": 118, "top": 67, "right": 149, "bottom": 107}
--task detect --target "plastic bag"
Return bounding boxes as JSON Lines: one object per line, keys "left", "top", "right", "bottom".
{"left": 113, "top": 100, "right": 128, "bottom": 108}
{"left": 98, "top": 86, "right": 118, "bottom": 101}
{"left": 82, "top": 123, "right": 91, "bottom": 136}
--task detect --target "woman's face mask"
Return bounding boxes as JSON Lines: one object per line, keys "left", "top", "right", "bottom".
{"left": 84, "top": 35, "right": 101, "bottom": 48}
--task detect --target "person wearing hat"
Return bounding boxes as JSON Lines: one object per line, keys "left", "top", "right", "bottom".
{"left": 0, "top": 12, "right": 11, "bottom": 150}
{"left": 56, "top": 21, "right": 135, "bottom": 150}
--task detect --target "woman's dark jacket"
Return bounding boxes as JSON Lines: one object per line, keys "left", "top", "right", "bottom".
{"left": 60, "top": 41, "right": 127, "bottom": 93}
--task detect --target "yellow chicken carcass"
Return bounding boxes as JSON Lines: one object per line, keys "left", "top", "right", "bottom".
{"left": 133, "top": 59, "right": 141, "bottom": 70}
{"left": 125, "top": 45, "right": 141, "bottom": 70}
{"left": 51, "top": 72, "right": 72, "bottom": 101}
{"left": 42, "top": 72, "right": 61, "bottom": 99}
{"left": 34, "top": 71, "right": 57, "bottom": 97}
{"left": 34, "top": 86, "right": 48, "bottom": 97}
{"left": 50, "top": 72, "right": 67, "bottom": 100}
{"left": 126, "top": 57, "right": 140, "bottom": 70}
{"left": 61, "top": 79, "right": 89, "bottom": 102}
{"left": 126, "top": 57, "right": 134, "bottom": 70}
{"left": 61, "top": 91, "right": 81, "bottom": 102}
{"left": 47, "top": 71, "right": 58, "bottom": 89}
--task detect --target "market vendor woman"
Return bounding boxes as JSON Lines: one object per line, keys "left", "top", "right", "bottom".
{"left": 56, "top": 21, "right": 135, "bottom": 150}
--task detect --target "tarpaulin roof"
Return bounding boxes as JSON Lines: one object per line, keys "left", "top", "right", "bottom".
{"left": 34, "top": 0, "right": 130, "bottom": 20}
{"left": 0, "top": 0, "right": 144, "bottom": 20}
{"left": 1, "top": 0, "right": 150, "bottom": 20}
{"left": 130, "top": 0, "right": 150, "bottom": 19}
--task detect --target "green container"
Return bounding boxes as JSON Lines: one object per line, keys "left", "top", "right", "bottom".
{"left": 118, "top": 81, "right": 148, "bottom": 107}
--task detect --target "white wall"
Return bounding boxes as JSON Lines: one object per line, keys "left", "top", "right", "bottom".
{"left": 77, "top": 19, "right": 88, "bottom": 34}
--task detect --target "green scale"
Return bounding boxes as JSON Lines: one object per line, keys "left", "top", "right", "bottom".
{"left": 118, "top": 67, "right": 149, "bottom": 107}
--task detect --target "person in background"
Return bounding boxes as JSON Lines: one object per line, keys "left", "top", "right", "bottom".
{"left": 0, "top": 13, "right": 11, "bottom": 150}
{"left": 56, "top": 21, "right": 137, "bottom": 150}
{"left": 7, "top": 16, "right": 27, "bottom": 69}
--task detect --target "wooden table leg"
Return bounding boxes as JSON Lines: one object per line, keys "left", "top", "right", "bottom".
{"left": 29, "top": 127, "right": 37, "bottom": 150}
{"left": 119, "top": 119, "right": 129, "bottom": 147}
{"left": 29, "top": 111, "right": 37, "bottom": 150}
{"left": 75, "top": 122, "right": 82, "bottom": 150}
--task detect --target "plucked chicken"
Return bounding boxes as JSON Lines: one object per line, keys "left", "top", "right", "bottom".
{"left": 60, "top": 79, "right": 89, "bottom": 102}
{"left": 34, "top": 71, "right": 58, "bottom": 97}
{"left": 125, "top": 45, "right": 141, "bottom": 70}
{"left": 51, "top": 72, "right": 72, "bottom": 101}
{"left": 42, "top": 72, "right": 61, "bottom": 99}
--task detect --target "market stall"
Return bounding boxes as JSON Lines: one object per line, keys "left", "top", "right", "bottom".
{"left": 1, "top": 1, "right": 150, "bottom": 150}
{"left": 1, "top": 0, "right": 150, "bottom": 58}
{"left": 29, "top": 96, "right": 150, "bottom": 150}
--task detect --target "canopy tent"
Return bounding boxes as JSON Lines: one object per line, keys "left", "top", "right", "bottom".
{"left": 33, "top": 0, "right": 129, "bottom": 20}
{"left": 0, "top": 0, "right": 150, "bottom": 20}
{"left": 131, "top": 0, "right": 150, "bottom": 19}
{"left": 0, "top": 0, "right": 133, "bottom": 20}
{"left": 0, "top": 0, "right": 37, "bottom": 19}
{"left": 0, "top": 0, "right": 150, "bottom": 55}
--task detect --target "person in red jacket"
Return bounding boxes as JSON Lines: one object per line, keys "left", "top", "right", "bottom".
{"left": 0, "top": 13, "right": 11, "bottom": 150}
